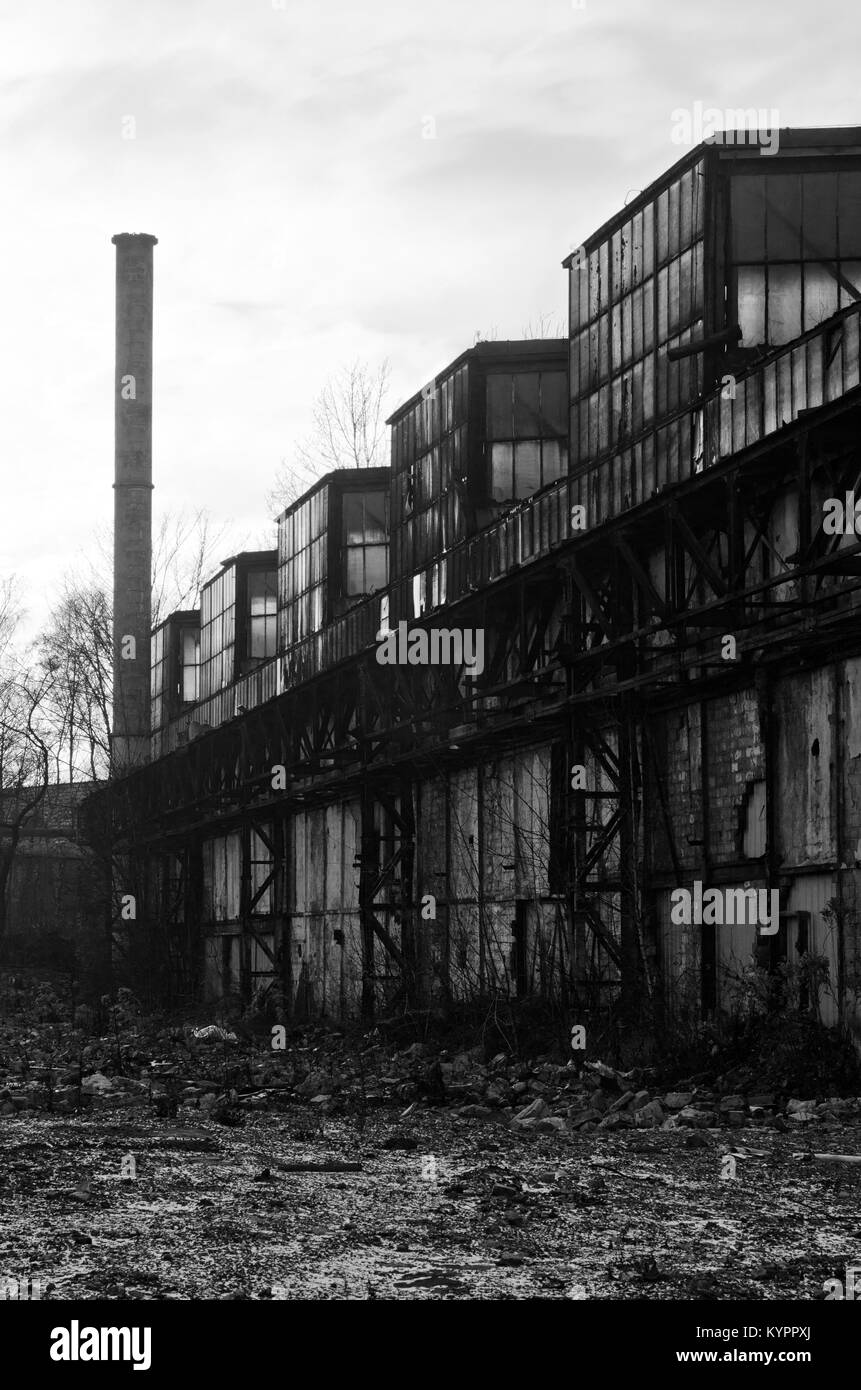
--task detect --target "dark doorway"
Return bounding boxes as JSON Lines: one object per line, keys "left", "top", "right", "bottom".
{"left": 512, "top": 901, "right": 528, "bottom": 998}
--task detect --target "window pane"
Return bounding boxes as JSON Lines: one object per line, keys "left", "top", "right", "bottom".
{"left": 487, "top": 375, "right": 512, "bottom": 438}
{"left": 598, "top": 384, "right": 611, "bottom": 453}
{"left": 597, "top": 312, "right": 610, "bottom": 379}
{"left": 365, "top": 545, "right": 388, "bottom": 591}
{"left": 803, "top": 173, "right": 838, "bottom": 260}
{"left": 248, "top": 570, "right": 276, "bottom": 616}
{"left": 587, "top": 320, "right": 600, "bottom": 389}
{"left": 611, "top": 303, "right": 622, "bottom": 366}
{"left": 765, "top": 175, "right": 802, "bottom": 259}
{"left": 732, "top": 176, "right": 766, "bottom": 261}
{"left": 182, "top": 631, "right": 199, "bottom": 702}
{"left": 679, "top": 168, "right": 693, "bottom": 247}
{"left": 429, "top": 448, "right": 440, "bottom": 498}
{"left": 611, "top": 228, "right": 622, "bottom": 298}
{"left": 668, "top": 178, "right": 680, "bottom": 260}
{"left": 343, "top": 493, "right": 363, "bottom": 543}
{"left": 803, "top": 263, "right": 839, "bottom": 330}
{"left": 657, "top": 266, "right": 668, "bottom": 341}
{"left": 621, "top": 294, "right": 632, "bottom": 365}
{"left": 513, "top": 373, "right": 541, "bottom": 435}
{"left": 346, "top": 549, "right": 364, "bottom": 594}
{"left": 599, "top": 240, "right": 610, "bottom": 309}
{"left": 588, "top": 249, "right": 600, "bottom": 320}
{"left": 768, "top": 264, "right": 802, "bottom": 344}
{"left": 620, "top": 218, "right": 632, "bottom": 294}
{"left": 656, "top": 189, "right": 669, "bottom": 264}
{"left": 315, "top": 537, "right": 325, "bottom": 584}
{"left": 515, "top": 440, "right": 541, "bottom": 496}
{"left": 839, "top": 173, "right": 861, "bottom": 258}
{"left": 840, "top": 262, "right": 861, "bottom": 308}
{"left": 249, "top": 619, "right": 266, "bottom": 658}
{"left": 491, "top": 442, "right": 513, "bottom": 500}
{"left": 541, "top": 370, "right": 568, "bottom": 435}
{"left": 570, "top": 259, "right": 584, "bottom": 332}
{"left": 364, "top": 491, "right": 387, "bottom": 541}
{"left": 737, "top": 265, "right": 766, "bottom": 345}
{"left": 640, "top": 204, "right": 654, "bottom": 279}
{"left": 413, "top": 572, "right": 425, "bottom": 616}
{"left": 667, "top": 254, "right": 681, "bottom": 335}
{"left": 542, "top": 439, "right": 565, "bottom": 484}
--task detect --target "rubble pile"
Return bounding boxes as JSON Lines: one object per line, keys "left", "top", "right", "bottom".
{"left": 443, "top": 1053, "right": 861, "bottom": 1134}
{"left": 1, "top": 1013, "right": 859, "bottom": 1138}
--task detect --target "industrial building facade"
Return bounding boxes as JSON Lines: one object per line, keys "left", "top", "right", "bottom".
{"left": 101, "top": 129, "right": 861, "bottom": 1032}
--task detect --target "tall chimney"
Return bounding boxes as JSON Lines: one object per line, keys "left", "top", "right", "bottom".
{"left": 111, "top": 233, "right": 157, "bottom": 772}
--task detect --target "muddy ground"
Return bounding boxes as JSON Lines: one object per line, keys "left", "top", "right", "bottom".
{"left": 2, "top": 1102, "right": 859, "bottom": 1301}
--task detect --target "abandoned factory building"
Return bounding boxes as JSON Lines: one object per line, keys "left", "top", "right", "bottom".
{"left": 101, "top": 127, "right": 861, "bottom": 1031}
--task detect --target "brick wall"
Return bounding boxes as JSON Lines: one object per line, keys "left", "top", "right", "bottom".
{"left": 704, "top": 689, "right": 764, "bottom": 867}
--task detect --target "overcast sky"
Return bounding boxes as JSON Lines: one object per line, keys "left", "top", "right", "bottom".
{"left": 1, "top": 0, "right": 858, "bottom": 635}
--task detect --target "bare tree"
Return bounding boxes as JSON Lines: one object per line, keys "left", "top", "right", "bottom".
{"left": 0, "top": 578, "right": 22, "bottom": 663}
{"left": 38, "top": 584, "right": 112, "bottom": 782}
{"left": 266, "top": 358, "right": 391, "bottom": 514}
{"left": 0, "top": 642, "right": 56, "bottom": 945}
{"left": 37, "top": 508, "right": 230, "bottom": 785}
{"left": 150, "top": 508, "right": 232, "bottom": 629}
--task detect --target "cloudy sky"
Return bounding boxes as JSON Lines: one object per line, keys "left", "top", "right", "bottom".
{"left": 1, "top": 0, "right": 858, "bottom": 634}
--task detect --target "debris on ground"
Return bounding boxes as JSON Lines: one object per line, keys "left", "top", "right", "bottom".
{"left": 2, "top": 988, "right": 861, "bottom": 1298}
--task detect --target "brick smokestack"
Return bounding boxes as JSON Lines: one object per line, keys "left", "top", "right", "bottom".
{"left": 111, "top": 233, "right": 157, "bottom": 772}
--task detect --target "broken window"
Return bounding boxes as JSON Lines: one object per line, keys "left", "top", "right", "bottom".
{"left": 200, "top": 564, "right": 236, "bottom": 697}
{"left": 390, "top": 362, "right": 469, "bottom": 577}
{"left": 277, "top": 486, "right": 328, "bottom": 647}
{"left": 247, "top": 569, "right": 277, "bottom": 660}
{"left": 730, "top": 169, "right": 861, "bottom": 348}
{"left": 151, "top": 622, "right": 167, "bottom": 732}
{"left": 486, "top": 370, "right": 568, "bottom": 503}
{"left": 342, "top": 489, "right": 389, "bottom": 597}
{"left": 181, "top": 627, "right": 200, "bottom": 703}
{"left": 568, "top": 158, "right": 706, "bottom": 469}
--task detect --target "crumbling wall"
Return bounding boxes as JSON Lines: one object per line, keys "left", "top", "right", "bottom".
{"left": 774, "top": 667, "right": 834, "bottom": 867}
{"left": 187, "top": 657, "right": 861, "bottom": 1033}
{"left": 648, "top": 703, "right": 703, "bottom": 876}
{"left": 287, "top": 799, "right": 361, "bottom": 1019}
{"left": 447, "top": 766, "right": 481, "bottom": 1000}
{"left": 705, "top": 689, "right": 764, "bottom": 866}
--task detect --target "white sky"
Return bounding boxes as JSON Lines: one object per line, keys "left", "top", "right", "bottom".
{"left": 0, "top": 0, "right": 858, "bottom": 635}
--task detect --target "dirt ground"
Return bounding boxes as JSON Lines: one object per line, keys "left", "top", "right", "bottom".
{"left": 2, "top": 1101, "right": 858, "bottom": 1301}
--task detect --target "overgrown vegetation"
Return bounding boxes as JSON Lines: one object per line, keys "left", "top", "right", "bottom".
{"left": 3, "top": 963, "right": 858, "bottom": 1100}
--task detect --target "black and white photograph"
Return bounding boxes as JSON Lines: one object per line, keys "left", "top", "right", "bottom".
{"left": 1, "top": 0, "right": 860, "bottom": 1364}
